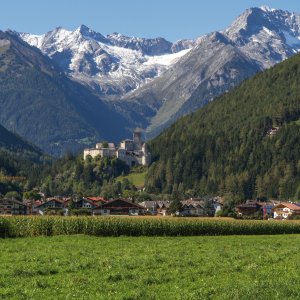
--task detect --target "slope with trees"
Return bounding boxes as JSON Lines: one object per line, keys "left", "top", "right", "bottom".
{"left": 0, "top": 122, "right": 47, "bottom": 196}
{"left": 146, "top": 52, "right": 300, "bottom": 202}
{"left": 0, "top": 31, "right": 131, "bottom": 156}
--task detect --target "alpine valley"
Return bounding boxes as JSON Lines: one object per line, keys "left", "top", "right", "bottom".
{"left": 0, "top": 6, "right": 300, "bottom": 157}
{"left": 17, "top": 6, "right": 300, "bottom": 141}
{"left": 3, "top": 4, "right": 300, "bottom": 298}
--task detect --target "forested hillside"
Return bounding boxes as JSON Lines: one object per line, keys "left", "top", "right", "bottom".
{"left": 146, "top": 52, "right": 300, "bottom": 201}
{"left": 0, "top": 121, "right": 40, "bottom": 154}
{"left": 0, "top": 31, "right": 131, "bottom": 156}
{"left": 39, "top": 154, "right": 134, "bottom": 198}
{"left": 0, "top": 122, "right": 47, "bottom": 196}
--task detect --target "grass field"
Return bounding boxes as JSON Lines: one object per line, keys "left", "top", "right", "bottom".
{"left": 116, "top": 171, "right": 147, "bottom": 187}
{"left": 1, "top": 235, "right": 300, "bottom": 299}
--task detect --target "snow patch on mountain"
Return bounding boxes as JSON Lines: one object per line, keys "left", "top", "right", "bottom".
{"left": 144, "top": 49, "right": 191, "bottom": 66}
{"left": 260, "top": 5, "right": 277, "bottom": 13}
{"left": 16, "top": 6, "right": 300, "bottom": 140}
{"left": 19, "top": 27, "right": 193, "bottom": 98}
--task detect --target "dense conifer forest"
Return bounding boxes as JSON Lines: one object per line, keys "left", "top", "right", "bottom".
{"left": 146, "top": 52, "right": 300, "bottom": 202}
{"left": 39, "top": 154, "right": 131, "bottom": 197}
{"left": 0, "top": 123, "right": 47, "bottom": 196}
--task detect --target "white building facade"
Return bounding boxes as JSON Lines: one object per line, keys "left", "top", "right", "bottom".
{"left": 83, "top": 129, "right": 151, "bottom": 166}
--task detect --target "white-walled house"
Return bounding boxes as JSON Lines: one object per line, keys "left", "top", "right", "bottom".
{"left": 180, "top": 200, "right": 205, "bottom": 216}
{"left": 273, "top": 203, "right": 300, "bottom": 219}
{"left": 35, "top": 198, "right": 65, "bottom": 215}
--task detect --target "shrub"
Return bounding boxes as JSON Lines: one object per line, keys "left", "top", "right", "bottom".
{"left": 44, "top": 209, "right": 64, "bottom": 216}
{"left": 70, "top": 209, "right": 92, "bottom": 216}
{"left": 289, "top": 215, "right": 300, "bottom": 220}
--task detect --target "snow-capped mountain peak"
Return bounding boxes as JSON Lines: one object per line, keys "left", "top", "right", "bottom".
{"left": 226, "top": 7, "right": 299, "bottom": 37}
{"left": 224, "top": 6, "right": 300, "bottom": 67}
{"left": 260, "top": 5, "right": 277, "bottom": 13}
{"left": 16, "top": 6, "right": 300, "bottom": 138}
{"left": 18, "top": 26, "right": 192, "bottom": 97}
{"left": 75, "top": 24, "right": 107, "bottom": 43}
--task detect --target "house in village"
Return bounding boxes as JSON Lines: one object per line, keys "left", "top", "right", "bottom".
{"left": 73, "top": 197, "right": 106, "bottom": 209}
{"left": 236, "top": 201, "right": 263, "bottom": 217}
{"left": 33, "top": 196, "right": 145, "bottom": 216}
{"left": 273, "top": 202, "right": 300, "bottom": 219}
{"left": 236, "top": 200, "right": 276, "bottom": 218}
{"left": 213, "top": 200, "right": 223, "bottom": 215}
{"left": 25, "top": 200, "right": 43, "bottom": 215}
{"left": 36, "top": 198, "right": 65, "bottom": 215}
{"left": 83, "top": 129, "right": 151, "bottom": 167}
{"left": 0, "top": 198, "right": 27, "bottom": 215}
{"left": 140, "top": 201, "right": 158, "bottom": 215}
{"left": 267, "top": 126, "right": 279, "bottom": 137}
{"left": 260, "top": 202, "right": 276, "bottom": 218}
{"left": 140, "top": 199, "right": 222, "bottom": 216}
{"left": 32, "top": 196, "right": 108, "bottom": 215}
{"left": 180, "top": 199, "right": 223, "bottom": 217}
{"left": 180, "top": 200, "right": 205, "bottom": 216}
{"left": 140, "top": 201, "right": 171, "bottom": 216}
{"left": 93, "top": 199, "right": 144, "bottom": 216}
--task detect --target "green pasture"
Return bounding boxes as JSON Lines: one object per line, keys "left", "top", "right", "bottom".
{"left": 116, "top": 171, "right": 147, "bottom": 187}
{"left": 1, "top": 235, "right": 300, "bottom": 299}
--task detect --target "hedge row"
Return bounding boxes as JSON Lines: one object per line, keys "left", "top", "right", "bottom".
{"left": 2, "top": 216, "right": 300, "bottom": 238}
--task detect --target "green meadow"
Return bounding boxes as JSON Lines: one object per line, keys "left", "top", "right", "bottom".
{"left": 1, "top": 235, "right": 300, "bottom": 299}
{"left": 116, "top": 170, "right": 147, "bottom": 187}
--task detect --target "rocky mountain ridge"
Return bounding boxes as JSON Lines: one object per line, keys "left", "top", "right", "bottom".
{"left": 14, "top": 6, "right": 300, "bottom": 139}
{"left": 19, "top": 26, "right": 194, "bottom": 98}
{"left": 126, "top": 6, "right": 300, "bottom": 137}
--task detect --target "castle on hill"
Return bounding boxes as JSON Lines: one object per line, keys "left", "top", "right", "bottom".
{"left": 83, "top": 129, "right": 151, "bottom": 166}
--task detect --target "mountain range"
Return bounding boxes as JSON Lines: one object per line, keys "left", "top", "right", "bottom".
{"left": 19, "top": 26, "right": 194, "bottom": 98}
{"left": 18, "top": 6, "right": 300, "bottom": 139}
{"left": 0, "top": 31, "right": 131, "bottom": 156}
{"left": 0, "top": 6, "right": 299, "bottom": 156}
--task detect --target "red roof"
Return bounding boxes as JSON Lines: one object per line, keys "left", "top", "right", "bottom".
{"left": 86, "top": 197, "right": 106, "bottom": 202}
{"left": 275, "top": 202, "right": 300, "bottom": 211}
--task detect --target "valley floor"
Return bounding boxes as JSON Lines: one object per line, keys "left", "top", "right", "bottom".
{"left": 1, "top": 235, "right": 300, "bottom": 299}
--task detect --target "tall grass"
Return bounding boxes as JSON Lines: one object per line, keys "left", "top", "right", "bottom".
{"left": 2, "top": 216, "right": 300, "bottom": 238}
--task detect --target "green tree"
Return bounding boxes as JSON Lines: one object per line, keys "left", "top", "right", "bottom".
{"left": 5, "top": 191, "right": 21, "bottom": 201}
{"left": 168, "top": 191, "right": 183, "bottom": 214}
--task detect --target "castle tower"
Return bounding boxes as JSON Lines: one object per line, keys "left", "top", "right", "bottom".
{"left": 133, "top": 128, "right": 143, "bottom": 150}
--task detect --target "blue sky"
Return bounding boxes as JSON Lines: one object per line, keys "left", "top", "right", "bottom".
{"left": 1, "top": 0, "right": 299, "bottom": 41}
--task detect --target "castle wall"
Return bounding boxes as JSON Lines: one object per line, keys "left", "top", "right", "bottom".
{"left": 83, "top": 149, "right": 102, "bottom": 160}
{"left": 83, "top": 148, "right": 116, "bottom": 159}
{"left": 84, "top": 132, "right": 151, "bottom": 166}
